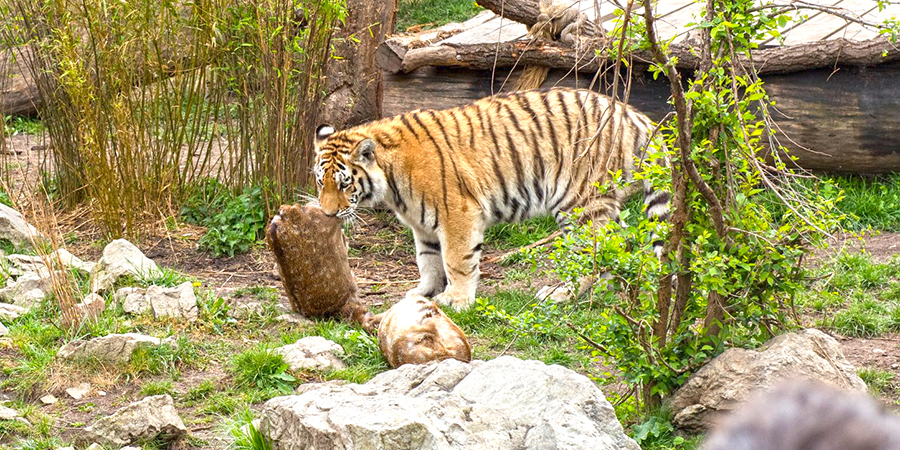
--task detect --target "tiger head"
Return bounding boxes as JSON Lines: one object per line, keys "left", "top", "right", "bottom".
{"left": 313, "top": 125, "right": 387, "bottom": 219}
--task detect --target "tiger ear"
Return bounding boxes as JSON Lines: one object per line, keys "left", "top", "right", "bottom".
{"left": 316, "top": 124, "right": 335, "bottom": 141}
{"left": 354, "top": 139, "right": 376, "bottom": 165}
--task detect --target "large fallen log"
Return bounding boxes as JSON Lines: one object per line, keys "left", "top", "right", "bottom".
{"left": 379, "top": 31, "right": 900, "bottom": 76}
{"left": 378, "top": 0, "right": 900, "bottom": 76}
{"left": 0, "top": 47, "right": 40, "bottom": 116}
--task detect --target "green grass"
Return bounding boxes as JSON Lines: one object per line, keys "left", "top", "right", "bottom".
{"left": 229, "top": 345, "right": 297, "bottom": 394}
{"left": 484, "top": 216, "right": 558, "bottom": 250}
{"left": 801, "top": 252, "right": 900, "bottom": 337}
{"left": 138, "top": 380, "right": 175, "bottom": 397}
{"left": 830, "top": 174, "right": 900, "bottom": 232}
{"left": 858, "top": 367, "right": 897, "bottom": 397}
{"left": 395, "top": 0, "right": 483, "bottom": 32}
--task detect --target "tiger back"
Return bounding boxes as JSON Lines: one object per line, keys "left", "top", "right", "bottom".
{"left": 314, "top": 88, "right": 669, "bottom": 310}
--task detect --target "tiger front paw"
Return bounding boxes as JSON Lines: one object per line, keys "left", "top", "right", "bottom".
{"left": 434, "top": 290, "right": 475, "bottom": 312}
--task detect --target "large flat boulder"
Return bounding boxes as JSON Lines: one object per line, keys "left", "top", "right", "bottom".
{"left": 261, "top": 356, "right": 639, "bottom": 450}
{"left": 668, "top": 329, "right": 867, "bottom": 432}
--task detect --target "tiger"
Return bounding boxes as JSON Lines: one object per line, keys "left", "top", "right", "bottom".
{"left": 314, "top": 87, "right": 670, "bottom": 311}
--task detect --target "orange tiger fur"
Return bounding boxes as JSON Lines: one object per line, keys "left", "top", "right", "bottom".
{"left": 314, "top": 88, "right": 669, "bottom": 310}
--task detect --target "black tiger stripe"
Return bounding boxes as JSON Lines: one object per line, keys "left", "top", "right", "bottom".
{"left": 384, "top": 164, "right": 408, "bottom": 213}
{"left": 411, "top": 112, "right": 451, "bottom": 212}
{"left": 423, "top": 241, "right": 440, "bottom": 251}
{"left": 418, "top": 250, "right": 439, "bottom": 256}
{"left": 530, "top": 128, "right": 545, "bottom": 205}
{"left": 503, "top": 129, "right": 530, "bottom": 208}
{"left": 432, "top": 200, "right": 441, "bottom": 230}
{"left": 427, "top": 111, "right": 470, "bottom": 200}
{"left": 557, "top": 90, "right": 574, "bottom": 146}
{"left": 518, "top": 94, "right": 545, "bottom": 136}
{"left": 399, "top": 114, "right": 420, "bottom": 140}
{"left": 419, "top": 196, "right": 427, "bottom": 228}
{"left": 462, "top": 108, "right": 477, "bottom": 150}
{"left": 463, "top": 242, "right": 483, "bottom": 261}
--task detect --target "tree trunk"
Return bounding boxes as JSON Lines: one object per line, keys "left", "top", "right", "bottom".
{"left": 319, "top": 0, "right": 398, "bottom": 129}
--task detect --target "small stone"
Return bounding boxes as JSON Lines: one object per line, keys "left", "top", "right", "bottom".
{"left": 873, "top": 348, "right": 886, "bottom": 355}
{"left": 146, "top": 282, "right": 198, "bottom": 321}
{"left": 53, "top": 447, "right": 75, "bottom": 450}
{"left": 535, "top": 285, "right": 572, "bottom": 303}
{"left": 98, "top": 391, "right": 107, "bottom": 396}
{"left": 276, "top": 313, "right": 312, "bottom": 325}
{"left": 0, "top": 404, "right": 19, "bottom": 420}
{"left": 0, "top": 303, "right": 26, "bottom": 321}
{"left": 892, "top": 364, "right": 899, "bottom": 369}
{"left": 274, "top": 336, "right": 347, "bottom": 372}
{"left": 85, "top": 444, "right": 103, "bottom": 450}
{"left": 40, "top": 394, "right": 57, "bottom": 405}
{"left": 66, "top": 382, "right": 91, "bottom": 400}
{"left": 119, "top": 447, "right": 142, "bottom": 450}
{"left": 0, "top": 322, "right": 8, "bottom": 337}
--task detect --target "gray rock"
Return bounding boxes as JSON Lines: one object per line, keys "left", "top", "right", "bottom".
{"left": 668, "top": 329, "right": 868, "bottom": 432}
{"left": 146, "top": 282, "right": 198, "bottom": 321}
{"left": 85, "top": 444, "right": 103, "bottom": 450}
{"left": 57, "top": 333, "right": 169, "bottom": 363}
{"left": 0, "top": 303, "right": 26, "bottom": 321}
{"left": 115, "top": 287, "right": 148, "bottom": 314}
{"left": 66, "top": 382, "right": 91, "bottom": 400}
{"left": 275, "top": 312, "right": 313, "bottom": 326}
{"left": 260, "top": 356, "right": 639, "bottom": 450}
{"left": 54, "top": 447, "right": 76, "bottom": 450}
{"left": 535, "top": 285, "right": 572, "bottom": 303}
{"left": 40, "top": 394, "right": 57, "bottom": 405}
{"left": 0, "top": 203, "right": 43, "bottom": 249}
{"left": 6, "top": 254, "right": 48, "bottom": 274}
{"left": 51, "top": 248, "right": 95, "bottom": 274}
{"left": 0, "top": 271, "right": 51, "bottom": 307}
{"left": 119, "top": 283, "right": 198, "bottom": 321}
{"left": 274, "top": 336, "right": 347, "bottom": 372}
{"left": 0, "top": 322, "right": 7, "bottom": 336}
{"left": 82, "top": 395, "right": 186, "bottom": 447}
{"left": 90, "top": 239, "right": 158, "bottom": 292}
{"left": 0, "top": 404, "right": 19, "bottom": 420}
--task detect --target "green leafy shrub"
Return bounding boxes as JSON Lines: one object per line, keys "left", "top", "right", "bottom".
{"left": 196, "top": 185, "right": 268, "bottom": 257}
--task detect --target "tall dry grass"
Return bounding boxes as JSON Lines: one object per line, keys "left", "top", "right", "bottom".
{"left": 1, "top": 0, "right": 344, "bottom": 238}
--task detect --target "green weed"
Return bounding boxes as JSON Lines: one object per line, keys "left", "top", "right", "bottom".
{"left": 229, "top": 407, "right": 273, "bottom": 450}
{"left": 138, "top": 380, "right": 175, "bottom": 397}
{"left": 197, "top": 185, "right": 268, "bottom": 257}
{"left": 858, "top": 367, "right": 897, "bottom": 397}
{"left": 3, "top": 115, "right": 44, "bottom": 136}
{"left": 229, "top": 345, "right": 297, "bottom": 394}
